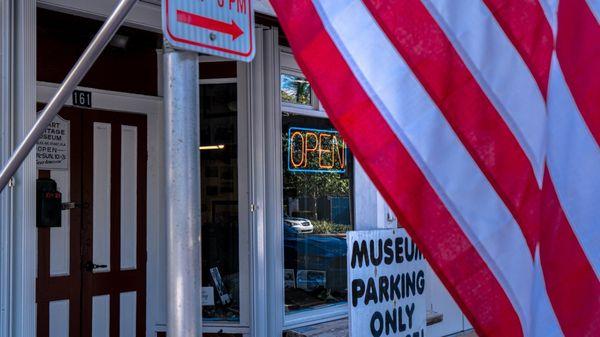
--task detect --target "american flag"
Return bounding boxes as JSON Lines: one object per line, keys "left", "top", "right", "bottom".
{"left": 269, "top": 1, "right": 599, "bottom": 336}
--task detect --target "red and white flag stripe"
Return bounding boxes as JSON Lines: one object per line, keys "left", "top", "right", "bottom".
{"left": 269, "top": 0, "right": 600, "bottom": 336}
{"left": 542, "top": 0, "right": 600, "bottom": 335}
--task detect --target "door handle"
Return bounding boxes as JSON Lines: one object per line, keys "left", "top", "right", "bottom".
{"left": 83, "top": 261, "right": 107, "bottom": 272}
{"left": 61, "top": 201, "right": 89, "bottom": 210}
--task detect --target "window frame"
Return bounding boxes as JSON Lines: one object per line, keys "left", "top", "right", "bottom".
{"left": 280, "top": 49, "right": 321, "bottom": 112}
{"left": 198, "top": 58, "right": 252, "bottom": 334}
{"left": 278, "top": 48, "right": 352, "bottom": 329}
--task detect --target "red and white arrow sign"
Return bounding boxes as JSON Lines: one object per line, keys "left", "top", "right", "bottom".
{"left": 163, "top": 0, "right": 254, "bottom": 62}
{"left": 176, "top": 10, "right": 244, "bottom": 41}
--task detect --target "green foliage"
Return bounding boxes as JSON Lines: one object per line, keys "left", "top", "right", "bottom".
{"left": 281, "top": 74, "right": 312, "bottom": 105}
{"left": 284, "top": 171, "right": 350, "bottom": 198}
{"left": 311, "top": 220, "right": 352, "bottom": 235}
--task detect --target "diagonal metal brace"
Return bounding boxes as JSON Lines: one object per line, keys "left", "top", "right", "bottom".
{"left": 0, "top": 0, "right": 138, "bottom": 192}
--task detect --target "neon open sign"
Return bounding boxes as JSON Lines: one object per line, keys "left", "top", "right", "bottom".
{"left": 287, "top": 127, "right": 347, "bottom": 173}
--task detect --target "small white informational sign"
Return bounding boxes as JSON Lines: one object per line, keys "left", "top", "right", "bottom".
{"left": 36, "top": 115, "right": 70, "bottom": 170}
{"left": 348, "top": 229, "right": 426, "bottom": 337}
{"left": 162, "top": 0, "right": 255, "bottom": 62}
{"left": 296, "top": 269, "right": 326, "bottom": 291}
{"left": 202, "top": 287, "right": 215, "bottom": 306}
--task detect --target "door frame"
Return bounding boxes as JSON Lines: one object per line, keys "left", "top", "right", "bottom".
{"left": 39, "top": 61, "right": 258, "bottom": 336}
{"left": 192, "top": 67, "right": 253, "bottom": 334}
{"left": 36, "top": 81, "right": 162, "bottom": 337}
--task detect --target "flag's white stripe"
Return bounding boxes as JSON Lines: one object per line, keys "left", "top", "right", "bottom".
{"left": 531, "top": 248, "right": 564, "bottom": 337}
{"left": 587, "top": 0, "right": 600, "bottom": 23}
{"left": 547, "top": 54, "right": 600, "bottom": 277}
{"left": 539, "top": 0, "right": 558, "bottom": 34}
{"left": 313, "top": 0, "right": 534, "bottom": 332}
{"left": 422, "top": 0, "right": 547, "bottom": 185}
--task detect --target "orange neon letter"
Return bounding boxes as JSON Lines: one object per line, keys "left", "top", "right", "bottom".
{"left": 290, "top": 131, "right": 305, "bottom": 168}
{"left": 318, "top": 133, "right": 334, "bottom": 169}
{"left": 304, "top": 132, "right": 319, "bottom": 168}
{"left": 333, "top": 136, "right": 346, "bottom": 169}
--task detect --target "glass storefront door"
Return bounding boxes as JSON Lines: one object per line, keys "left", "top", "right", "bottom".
{"left": 199, "top": 63, "right": 250, "bottom": 332}
{"left": 282, "top": 113, "right": 354, "bottom": 313}
{"left": 276, "top": 50, "right": 356, "bottom": 330}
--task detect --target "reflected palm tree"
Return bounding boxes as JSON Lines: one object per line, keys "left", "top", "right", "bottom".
{"left": 282, "top": 74, "right": 311, "bottom": 105}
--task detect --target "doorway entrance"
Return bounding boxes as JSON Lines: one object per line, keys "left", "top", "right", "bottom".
{"left": 198, "top": 69, "right": 251, "bottom": 334}
{"left": 36, "top": 107, "right": 147, "bottom": 337}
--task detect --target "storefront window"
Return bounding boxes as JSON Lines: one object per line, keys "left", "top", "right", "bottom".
{"left": 282, "top": 114, "right": 354, "bottom": 313}
{"left": 281, "top": 73, "right": 312, "bottom": 106}
{"left": 200, "top": 83, "right": 240, "bottom": 321}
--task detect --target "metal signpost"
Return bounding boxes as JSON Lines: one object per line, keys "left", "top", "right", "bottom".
{"left": 163, "top": 49, "right": 202, "bottom": 337}
{"left": 162, "top": 1, "right": 254, "bottom": 336}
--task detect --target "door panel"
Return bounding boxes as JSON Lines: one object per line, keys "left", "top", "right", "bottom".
{"left": 49, "top": 298, "right": 70, "bottom": 337}
{"left": 37, "top": 108, "right": 146, "bottom": 337}
{"left": 119, "top": 291, "right": 137, "bottom": 337}
{"left": 81, "top": 110, "right": 147, "bottom": 337}
{"left": 50, "top": 168, "right": 71, "bottom": 277}
{"left": 119, "top": 126, "right": 139, "bottom": 271}
{"left": 37, "top": 107, "right": 82, "bottom": 337}
{"left": 91, "top": 295, "right": 110, "bottom": 337}
{"left": 91, "top": 122, "right": 112, "bottom": 274}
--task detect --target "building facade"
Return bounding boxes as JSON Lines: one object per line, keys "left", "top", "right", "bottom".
{"left": 0, "top": 1, "right": 473, "bottom": 336}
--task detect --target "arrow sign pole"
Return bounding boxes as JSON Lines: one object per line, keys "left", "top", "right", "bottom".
{"left": 176, "top": 10, "right": 244, "bottom": 40}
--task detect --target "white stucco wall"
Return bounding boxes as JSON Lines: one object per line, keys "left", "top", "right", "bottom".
{"left": 353, "top": 159, "right": 470, "bottom": 336}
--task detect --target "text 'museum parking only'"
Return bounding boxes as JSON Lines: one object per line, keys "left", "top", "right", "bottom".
{"left": 348, "top": 229, "right": 426, "bottom": 337}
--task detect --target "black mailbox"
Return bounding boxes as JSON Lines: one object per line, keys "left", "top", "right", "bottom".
{"left": 36, "top": 178, "right": 62, "bottom": 228}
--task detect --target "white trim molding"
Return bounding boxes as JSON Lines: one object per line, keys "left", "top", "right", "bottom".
{"left": 199, "top": 78, "right": 237, "bottom": 85}
{"left": 0, "top": 1, "right": 14, "bottom": 336}
{"left": 262, "top": 27, "right": 285, "bottom": 337}
{"left": 247, "top": 27, "right": 269, "bottom": 337}
{"left": 254, "top": 0, "right": 275, "bottom": 17}
{"left": 37, "top": 0, "right": 276, "bottom": 34}
{"left": 36, "top": 81, "right": 162, "bottom": 115}
{"left": 37, "top": 0, "right": 162, "bottom": 32}
{"left": 11, "top": 1, "right": 37, "bottom": 337}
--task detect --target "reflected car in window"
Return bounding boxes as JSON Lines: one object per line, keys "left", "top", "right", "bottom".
{"left": 284, "top": 216, "right": 314, "bottom": 233}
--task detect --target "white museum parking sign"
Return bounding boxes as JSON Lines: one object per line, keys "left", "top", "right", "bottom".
{"left": 36, "top": 115, "right": 69, "bottom": 170}
{"left": 348, "top": 229, "right": 426, "bottom": 337}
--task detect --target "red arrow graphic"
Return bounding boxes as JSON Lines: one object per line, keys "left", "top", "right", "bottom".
{"left": 176, "top": 10, "right": 244, "bottom": 41}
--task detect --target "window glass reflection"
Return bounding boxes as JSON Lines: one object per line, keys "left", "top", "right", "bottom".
{"left": 200, "top": 83, "right": 240, "bottom": 322}
{"left": 281, "top": 73, "right": 312, "bottom": 105}
{"left": 282, "top": 114, "right": 354, "bottom": 313}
